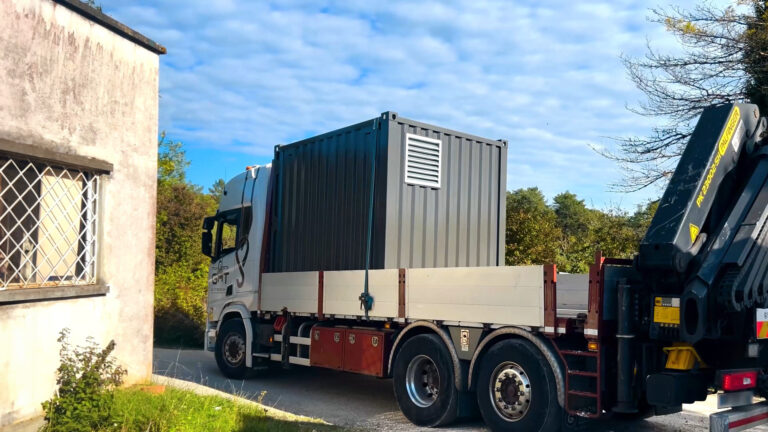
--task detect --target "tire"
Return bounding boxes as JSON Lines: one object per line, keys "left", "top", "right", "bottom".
{"left": 392, "top": 334, "right": 460, "bottom": 427}
{"left": 476, "top": 339, "right": 562, "bottom": 432}
{"left": 214, "top": 319, "right": 249, "bottom": 379}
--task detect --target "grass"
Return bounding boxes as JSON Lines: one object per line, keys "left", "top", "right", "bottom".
{"left": 106, "top": 386, "right": 344, "bottom": 432}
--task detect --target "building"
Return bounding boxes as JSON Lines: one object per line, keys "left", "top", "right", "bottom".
{"left": 0, "top": 0, "right": 164, "bottom": 429}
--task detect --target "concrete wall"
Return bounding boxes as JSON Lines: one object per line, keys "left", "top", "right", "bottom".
{"left": 0, "top": 0, "right": 159, "bottom": 428}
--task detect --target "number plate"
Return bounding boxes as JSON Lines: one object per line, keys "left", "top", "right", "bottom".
{"left": 653, "top": 296, "right": 680, "bottom": 325}
{"left": 756, "top": 309, "right": 768, "bottom": 339}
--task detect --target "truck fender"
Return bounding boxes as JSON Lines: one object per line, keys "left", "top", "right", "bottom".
{"left": 467, "top": 327, "right": 565, "bottom": 409}
{"left": 216, "top": 303, "right": 253, "bottom": 368}
{"left": 388, "top": 321, "right": 465, "bottom": 391}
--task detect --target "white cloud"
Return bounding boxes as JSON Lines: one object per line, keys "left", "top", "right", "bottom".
{"left": 101, "top": 0, "right": 729, "bottom": 208}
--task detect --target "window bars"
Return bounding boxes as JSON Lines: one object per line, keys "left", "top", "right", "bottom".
{"left": 0, "top": 156, "right": 99, "bottom": 290}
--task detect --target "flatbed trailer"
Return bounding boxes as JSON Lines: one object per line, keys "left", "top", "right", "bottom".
{"left": 201, "top": 106, "right": 768, "bottom": 431}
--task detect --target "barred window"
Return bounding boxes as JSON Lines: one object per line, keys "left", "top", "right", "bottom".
{"left": 0, "top": 156, "right": 99, "bottom": 290}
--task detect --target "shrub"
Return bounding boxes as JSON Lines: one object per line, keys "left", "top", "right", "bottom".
{"left": 41, "top": 328, "right": 126, "bottom": 432}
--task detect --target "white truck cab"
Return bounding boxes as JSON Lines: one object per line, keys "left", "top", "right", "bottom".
{"left": 202, "top": 165, "right": 270, "bottom": 360}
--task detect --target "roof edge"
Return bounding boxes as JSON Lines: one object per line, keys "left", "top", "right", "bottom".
{"left": 52, "top": 0, "right": 166, "bottom": 55}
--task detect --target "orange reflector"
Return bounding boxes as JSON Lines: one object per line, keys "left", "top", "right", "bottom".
{"left": 268, "top": 336, "right": 273, "bottom": 344}
{"left": 588, "top": 341, "right": 599, "bottom": 351}
{"left": 384, "top": 322, "right": 391, "bottom": 329}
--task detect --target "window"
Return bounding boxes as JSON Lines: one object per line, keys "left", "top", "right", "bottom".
{"left": 0, "top": 156, "right": 99, "bottom": 290}
{"left": 214, "top": 210, "right": 241, "bottom": 259}
{"left": 404, "top": 133, "right": 442, "bottom": 188}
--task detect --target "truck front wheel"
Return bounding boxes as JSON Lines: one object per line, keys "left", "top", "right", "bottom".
{"left": 393, "top": 334, "right": 459, "bottom": 427}
{"left": 214, "top": 318, "right": 249, "bottom": 379}
{"left": 476, "top": 339, "right": 562, "bottom": 432}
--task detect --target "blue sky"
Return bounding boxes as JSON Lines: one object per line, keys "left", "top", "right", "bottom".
{"left": 101, "top": 0, "right": 722, "bottom": 209}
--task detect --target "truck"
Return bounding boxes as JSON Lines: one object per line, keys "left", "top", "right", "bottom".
{"left": 201, "top": 105, "right": 768, "bottom": 431}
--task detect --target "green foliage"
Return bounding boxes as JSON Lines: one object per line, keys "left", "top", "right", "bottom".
{"left": 158, "top": 132, "right": 190, "bottom": 187}
{"left": 505, "top": 188, "right": 561, "bottom": 266}
{"left": 108, "top": 387, "right": 339, "bottom": 432}
{"left": 744, "top": 1, "right": 768, "bottom": 114}
{"left": 505, "top": 189, "right": 658, "bottom": 272}
{"left": 552, "top": 192, "right": 594, "bottom": 273}
{"left": 41, "top": 329, "right": 126, "bottom": 432}
{"left": 154, "top": 133, "right": 218, "bottom": 347}
{"left": 209, "top": 178, "right": 226, "bottom": 203}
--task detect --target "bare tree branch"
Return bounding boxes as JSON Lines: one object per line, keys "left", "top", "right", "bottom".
{"left": 604, "top": 1, "right": 768, "bottom": 191}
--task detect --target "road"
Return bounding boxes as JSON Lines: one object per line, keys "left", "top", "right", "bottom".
{"left": 153, "top": 348, "right": 765, "bottom": 431}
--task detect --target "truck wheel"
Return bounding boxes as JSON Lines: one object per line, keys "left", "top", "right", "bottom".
{"left": 393, "top": 334, "right": 459, "bottom": 427}
{"left": 215, "top": 319, "right": 249, "bottom": 379}
{"left": 476, "top": 339, "right": 562, "bottom": 432}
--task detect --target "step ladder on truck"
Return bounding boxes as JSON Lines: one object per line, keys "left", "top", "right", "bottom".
{"left": 201, "top": 105, "right": 768, "bottom": 431}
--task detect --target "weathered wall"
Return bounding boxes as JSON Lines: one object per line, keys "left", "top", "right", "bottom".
{"left": 0, "top": 0, "right": 159, "bottom": 428}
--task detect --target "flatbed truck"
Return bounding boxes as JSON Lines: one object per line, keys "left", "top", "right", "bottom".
{"left": 202, "top": 104, "right": 768, "bottom": 431}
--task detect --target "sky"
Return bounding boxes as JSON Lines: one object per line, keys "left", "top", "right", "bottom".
{"left": 100, "top": 0, "right": 726, "bottom": 210}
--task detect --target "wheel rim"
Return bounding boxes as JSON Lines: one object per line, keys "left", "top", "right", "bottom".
{"left": 489, "top": 361, "right": 532, "bottom": 421}
{"left": 222, "top": 332, "right": 245, "bottom": 366}
{"left": 405, "top": 354, "right": 441, "bottom": 408}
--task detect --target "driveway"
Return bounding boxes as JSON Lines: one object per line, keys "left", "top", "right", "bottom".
{"left": 153, "top": 348, "right": 766, "bottom": 431}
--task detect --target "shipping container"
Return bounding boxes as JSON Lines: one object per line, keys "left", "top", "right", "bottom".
{"left": 265, "top": 111, "right": 507, "bottom": 272}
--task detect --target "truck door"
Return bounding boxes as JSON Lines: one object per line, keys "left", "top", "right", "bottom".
{"left": 207, "top": 208, "right": 251, "bottom": 299}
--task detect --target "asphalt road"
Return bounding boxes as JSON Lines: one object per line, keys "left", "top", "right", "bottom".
{"left": 153, "top": 348, "right": 764, "bottom": 431}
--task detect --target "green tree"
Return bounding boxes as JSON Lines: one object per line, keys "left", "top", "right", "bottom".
{"left": 505, "top": 188, "right": 561, "bottom": 266}
{"left": 504, "top": 188, "right": 658, "bottom": 272}
{"left": 158, "top": 132, "right": 189, "bottom": 187}
{"left": 209, "top": 178, "right": 226, "bottom": 203}
{"left": 745, "top": 1, "right": 768, "bottom": 111}
{"left": 154, "top": 133, "right": 216, "bottom": 347}
{"left": 552, "top": 192, "right": 594, "bottom": 272}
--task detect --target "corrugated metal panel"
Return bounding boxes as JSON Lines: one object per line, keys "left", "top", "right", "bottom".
{"left": 383, "top": 113, "right": 506, "bottom": 268}
{"left": 266, "top": 117, "right": 388, "bottom": 272}
{"left": 266, "top": 111, "right": 506, "bottom": 272}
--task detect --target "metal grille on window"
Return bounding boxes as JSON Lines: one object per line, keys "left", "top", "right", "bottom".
{"left": 0, "top": 156, "right": 99, "bottom": 289}
{"left": 404, "top": 133, "right": 442, "bottom": 188}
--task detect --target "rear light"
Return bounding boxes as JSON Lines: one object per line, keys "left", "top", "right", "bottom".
{"left": 722, "top": 370, "right": 758, "bottom": 391}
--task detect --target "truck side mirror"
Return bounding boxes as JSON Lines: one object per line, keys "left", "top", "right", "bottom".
{"left": 202, "top": 230, "right": 213, "bottom": 258}
{"left": 203, "top": 216, "right": 216, "bottom": 231}
{"left": 202, "top": 216, "right": 215, "bottom": 258}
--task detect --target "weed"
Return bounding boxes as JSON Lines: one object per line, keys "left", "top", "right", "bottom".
{"left": 41, "top": 328, "right": 126, "bottom": 432}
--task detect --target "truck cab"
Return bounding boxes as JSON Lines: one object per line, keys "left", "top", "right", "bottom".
{"left": 202, "top": 165, "right": 270, "bottom": 355}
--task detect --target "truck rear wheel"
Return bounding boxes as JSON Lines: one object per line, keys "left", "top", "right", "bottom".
{"left": 476, "top": 339, "right": 562, "bottom": 432}
{"left": 393, "top": 334, "right": 459, "bottom": 427}
{"left": 215, "top": 318, "right": 249, "bottom": 379}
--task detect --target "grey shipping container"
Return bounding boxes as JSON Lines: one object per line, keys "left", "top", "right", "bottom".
{"left": 265, "top": 111, "right": 507, "bottom": 272}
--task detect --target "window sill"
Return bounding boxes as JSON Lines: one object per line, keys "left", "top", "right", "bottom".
{"left": 0, "top": 284, "right": 109, "bottom": 305}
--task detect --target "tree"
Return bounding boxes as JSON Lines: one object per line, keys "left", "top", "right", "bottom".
{"left": 154, "top": 133, "right": 216, "bottom": 347}
{"left": 505, "top": 188, "right": 561, "bottom": 266}
{"left": 552, "top": 192, "right": 594, "bottom": 272}
{"left": 158, "top": 131, "right": 189, "bottom": 187}
{"left": 209, "top": 178, "right": 226, "bottom": 202}
{"left": 604, "top": 1, "right": 768, "bottom": 191}
{"left": 504, "top": 187, "right": 658, "bottom": 271}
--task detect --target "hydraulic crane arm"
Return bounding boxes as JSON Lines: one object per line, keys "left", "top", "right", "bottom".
{"left": 637, "top": 103, "right": 768, "bottom": 342}
{"left": 638, "top": 104, "right": 763, "bottom": 273}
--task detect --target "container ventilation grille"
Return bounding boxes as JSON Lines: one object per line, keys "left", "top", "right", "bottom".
{"left": 404, "top": 133, "right": 442, "bottom": 188}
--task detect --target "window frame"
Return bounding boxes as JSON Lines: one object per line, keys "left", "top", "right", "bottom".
{"left": 214, "top": 209, "right": 241, "bottom": 260}
{"left": 0, "top": 139, "right": 112, "bottom": 304}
